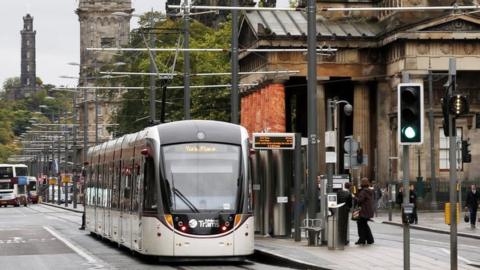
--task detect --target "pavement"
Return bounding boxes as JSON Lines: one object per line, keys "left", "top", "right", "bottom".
{"left": 255, "top": 210, "right": 480, "bottom": 270}
{"left": 375, "top": 210, "right": 480, "bottom": 239}
{"left": 41, "top": 201, "right": 84, "bottom": 213}
{"left": 42, "top": 203, "right": 480, "bottom": 270}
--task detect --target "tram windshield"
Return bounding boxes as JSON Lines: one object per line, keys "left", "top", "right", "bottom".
{"left": 162, "top": 143, "right": 241, "bottom": 213}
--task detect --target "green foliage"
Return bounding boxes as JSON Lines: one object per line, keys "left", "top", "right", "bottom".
{"left": 112, "top": 13, "right": 232, "bottom": 136}
{"left": 0, "top": 77, "right": 72, "bottom": 162}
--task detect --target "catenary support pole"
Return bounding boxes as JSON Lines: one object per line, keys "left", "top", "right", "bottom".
{"left": 183, "top": 0, "right": 191, "bottom": 120}
{"left": 72, "top": 91, "right": 78, "bottom": 209}
{"left": 149, "top": 13, "right": 156, "bottom": 124}
{"left": 231, "top": 0, "right": 239, "bottom": 124}
{"left": 306, "top": 0, "right": 318, "bottom": 225}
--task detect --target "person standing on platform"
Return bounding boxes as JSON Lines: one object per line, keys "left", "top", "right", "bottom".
{"left": 466, "top": 184, "right": 480, "bottom": 229}
{"left": 354, "top": 178, "right": 374, "bottom": 245}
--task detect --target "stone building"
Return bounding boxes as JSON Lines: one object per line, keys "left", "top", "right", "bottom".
{"left": 19, "top": 14, "right": 37, "bottom": 99}
{"left": 76, "top": 0, "right": 132, "bottom": 156}
{"left": 239, "top": 0, "right": 480, "bottom": 197}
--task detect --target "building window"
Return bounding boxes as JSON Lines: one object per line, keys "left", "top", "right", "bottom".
{"left": 26, "top": 40, "right": 30, "bottom": 46}
{"left": 26, "top": 51, "right": 30, "bottom": 59}
{"left": 26, "top": 78, "right": 30, "bottom": 86}
{"left": 27, "top": 64, "right": 30, "bottom": 72}
{"left": 476, "top": 113, "right": 480, "bottom": 129}
{"left": 101, "top": 37, "right": 115, "bottom": 48}
{"left": 439, "top": 127, "right": 462, "bottom": 170}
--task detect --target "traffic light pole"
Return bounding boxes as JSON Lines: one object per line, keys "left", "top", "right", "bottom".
{"left": 428, "top": 71, "right": 437, "bottom": 210}
{"left": 448, "top": 58, "right": 458, "bottom": 270}
{"left": 401, "top": 72, "right": 410, "bottom": 270}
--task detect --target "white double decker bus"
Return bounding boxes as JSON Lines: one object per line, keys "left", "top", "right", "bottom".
{"left": 0, "top": 164, "right": 29, "bottom": 207}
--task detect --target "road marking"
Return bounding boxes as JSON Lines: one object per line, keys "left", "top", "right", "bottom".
{"left": 441, "top": 248, "right": 473, "bottom": 265}
{"left": 43, "top": 226, "right": 99, "bottom": 265}
{"left": 14, "top": 208, "right": 27, "bottom": 217}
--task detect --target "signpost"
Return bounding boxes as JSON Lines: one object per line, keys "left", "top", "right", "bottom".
{"left": 252, "top": 133, "right": 295, "bottom": 150}
{"left": 252, "top": 132, "right": 302, "bottom": 242}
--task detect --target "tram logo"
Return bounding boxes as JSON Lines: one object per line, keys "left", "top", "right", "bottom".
{"left": 188, "top": 219, "right": 219, "bottom": 228}
{"left": 198, "top": 219, "right": 219, "bottom": 228}
{"left": 188, "top": 219, "right": 198, "bottom": 228}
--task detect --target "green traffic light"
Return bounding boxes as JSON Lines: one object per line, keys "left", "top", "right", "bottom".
{"left": 404, "top": 126, "right": 416, "bottom": 139}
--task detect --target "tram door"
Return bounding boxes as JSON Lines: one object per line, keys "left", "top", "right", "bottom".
{"left": 121, "top": 163, "right": 133, "bottom": 247}
{"left": 104, "top": 164, "right": 112, "bottom": 237}
{"left": 132, "top": 161, "right": 143, "bottom": 251}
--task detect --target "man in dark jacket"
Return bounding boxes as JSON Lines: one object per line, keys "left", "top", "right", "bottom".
{"left": 354, "top": 178, "right": 374, "bottom": 245}
{"left": 466, "top": 184, "right": 480, "bottom": 229}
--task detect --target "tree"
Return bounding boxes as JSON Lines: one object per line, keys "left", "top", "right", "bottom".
{"left": 111, "top": 13, "right": 232, "bottom": 136}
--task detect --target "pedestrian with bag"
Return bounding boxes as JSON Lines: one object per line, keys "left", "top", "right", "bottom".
{"left": 466, "top": 184, "right": 480, "bottom": 229}
{"left": 354, "top": 178, "right": 374, "bottom": 245}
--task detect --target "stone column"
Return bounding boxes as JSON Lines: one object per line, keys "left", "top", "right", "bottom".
{"left": 376, "top": 80, "right": 391, "bottom": 185}
{"left": 353, "top": 82, "right": 371, "bottom": 179}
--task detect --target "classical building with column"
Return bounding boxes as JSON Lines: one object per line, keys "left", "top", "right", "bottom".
{"left": 76, "top": 0, "right": 132, "bottom": 156}
{"left": 239, "top": 0, "right": 480, "bottom": 199}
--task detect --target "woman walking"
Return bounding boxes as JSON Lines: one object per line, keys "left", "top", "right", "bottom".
{"left": 355, "top": 177, "right": 375, "bottom": 245}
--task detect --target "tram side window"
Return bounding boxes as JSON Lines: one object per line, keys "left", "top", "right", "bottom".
{"left": 123, "top": 164, "right": 132, "bottom": 212}
{"left": 132, "top": 161, "right": 142, "bottom": 212}
{"left": 111, "top": 161, "right": 120, "bottom": 209}
{"left": 143, "top": 157, "right": 157, "bottom": 212}
{"left": 98, "top": 165, "right": 103, "bottom": 207}
{"left": 107, "top": 165, "right": 114, "bottom": 209}
{"left": 89, "top": 166, "right": 96, "bottom": 206}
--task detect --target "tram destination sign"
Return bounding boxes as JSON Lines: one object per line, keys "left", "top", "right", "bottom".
{"left": 253, "top": 133, "right": 295, "bottom": 150}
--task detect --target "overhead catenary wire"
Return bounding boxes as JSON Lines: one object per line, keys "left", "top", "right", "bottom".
{"left": 86, "top": 47, "right": 337, "bottom": 53}
{"left": 167, "top": 4, "right": 480, "bottom": 12}
{"left": 99, "top": 70, "right": 300, "bottom": 77}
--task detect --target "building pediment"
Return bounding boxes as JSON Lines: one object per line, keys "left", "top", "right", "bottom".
{"left": 408, "top": 15, "right": 480, "bottom": 32}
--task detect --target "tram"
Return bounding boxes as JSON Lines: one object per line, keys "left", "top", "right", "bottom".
{"left": 85, "top": 120, "right": 254, "bottom": 259}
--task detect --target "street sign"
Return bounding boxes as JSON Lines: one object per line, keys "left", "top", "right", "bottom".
{"left": 62, "top": 175, "right": 71, "bottom": 184}
{"left": 252, "top": 133, "right": 295, "bottom": 150}
{"left": 48, "top": 178, "right": 57, "bottom": 185}
{"left": 325, "top": 131, "right": 336, "bottom": 147}
{"left": 343, "top": 138, "right": 358, "bottom": 154}
{"left": 344, "top": 154, "right": 368, "bottom": 168}
{"left": 277, "top": 196, "right": 288, "bottom": 203}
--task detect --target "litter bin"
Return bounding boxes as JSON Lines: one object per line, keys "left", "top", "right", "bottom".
{"left": 327, "top": 205, "right": 345, "bottom": 250}
{"left": 307, "top": 229, "right": 320, "bottom": 246}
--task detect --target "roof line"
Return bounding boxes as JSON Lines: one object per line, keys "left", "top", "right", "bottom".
{"left": 285, "top": 11, "right": 303, "bottom": 36}
{"left": 271, "top": 11, "right": 289, "bottom": 35}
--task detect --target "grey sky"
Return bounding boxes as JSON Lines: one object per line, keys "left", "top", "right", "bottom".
{"left": 0, "top": 0, "right": 289, "bottom": 89}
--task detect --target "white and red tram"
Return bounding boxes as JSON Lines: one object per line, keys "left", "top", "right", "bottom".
{"left": 85, "top": 120, "right": 254, "bottom": 259}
